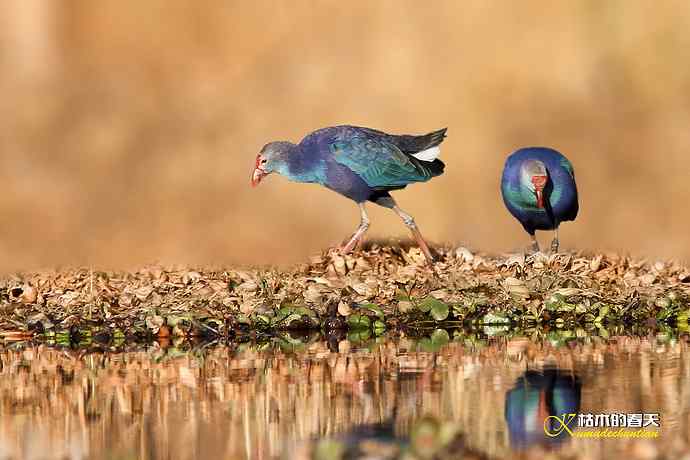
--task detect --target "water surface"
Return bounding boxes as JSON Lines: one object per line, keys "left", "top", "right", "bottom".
{"left": 0, "top": 331, "right": 687, "bottom": 459}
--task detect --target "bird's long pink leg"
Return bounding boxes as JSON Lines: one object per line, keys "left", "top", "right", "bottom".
{"left": 340, "top": 203, "right": 370, "bottom": 254}
{"left": 393, "top": 205, "right": 434, "bottom": 264}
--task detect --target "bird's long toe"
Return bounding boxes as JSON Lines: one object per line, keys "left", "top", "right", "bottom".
{"left": 410, "top": 227, "right": 435, "bottom": 265}
{"left": 340, "top": 230, "right": 367, "bottom": 254}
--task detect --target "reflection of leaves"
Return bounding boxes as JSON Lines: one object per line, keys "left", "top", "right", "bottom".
{"left": 254, "top": 341, "right": 272, "bottom": 352}
{"left": 419, "top": 329, "right": 450, "bottom": 352}
{"left": 656, "top": 326, "right": 676, "bottom": 343}
{"left": 56, "top": 331, "right": 71, "bottom": 346}
{"left": 431, "top": 329, "right": 450, "bottom": 345}
{"left": 347, "top": 314, "right": 371, "bottom": 331}
{"left": 347, "top": 329, "right": 371, "bottom": 343}
{"left": 547, "top": 329, "right": 576, "bottom": 347}
{"left": 483, "top": 324, "right": 510, "bottom": 336}
{"left": 314, "top": 440, "right": 345, "bottom": 460}
{"left": 481, "top": 312, "right": 510, "bottom": 325}
{"left": 276, "top": 334, "right": 306, "bottom": 353}
{"left": 409, "top": 415, "right": 461, "bottom": 459}
{"left": 410, "top": 416, "right": 441, "bottom": 459}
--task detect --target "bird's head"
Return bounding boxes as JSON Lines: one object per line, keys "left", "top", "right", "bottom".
{"left": 251, "top": 141, "right": 293, "bottom": 187}
{"left": 521, "top": 159, "right": 548, "bottom": 208}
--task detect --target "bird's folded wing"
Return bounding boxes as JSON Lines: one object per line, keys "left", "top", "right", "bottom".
{"left": 560, "top": 157, "right": 576, "bottom": 178}
{"left": 329, "top": 136, "right": 435, "bottom": 189}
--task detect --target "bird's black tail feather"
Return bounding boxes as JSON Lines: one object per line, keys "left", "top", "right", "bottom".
{"left": 391, "top": 127, "right": 447, "bottom": 155}
{"left": 407, "top": 156, "right": 445, "bottom": 179}
{"left": 425, "top": 158, "right": 445, "bottom": 176}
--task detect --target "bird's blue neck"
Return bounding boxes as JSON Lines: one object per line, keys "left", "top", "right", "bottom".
{"left": 278, "top": 146, "right": 326, "bottom": 184}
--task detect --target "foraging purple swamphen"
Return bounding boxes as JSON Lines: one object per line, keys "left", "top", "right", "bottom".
{"left": 500, "top": 147, "right": 579, "bottom": 253}
{"left": 251, "top": 125, "right": 447, "bottom": 263}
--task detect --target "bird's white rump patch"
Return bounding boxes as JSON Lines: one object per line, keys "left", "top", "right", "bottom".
{"left": 411, "top": 146, "right": 440, "bottom": 161}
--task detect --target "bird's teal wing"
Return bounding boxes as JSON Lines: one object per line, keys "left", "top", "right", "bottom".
{"left": 329, "top": 135, "right": 437, "bottom": 189}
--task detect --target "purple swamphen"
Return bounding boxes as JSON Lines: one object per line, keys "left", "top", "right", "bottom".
{"left": 501, "top": 147, "right": 579, "bottom": 253}
{"left": 251, "top": 125, "right": 447, "bottom": 263}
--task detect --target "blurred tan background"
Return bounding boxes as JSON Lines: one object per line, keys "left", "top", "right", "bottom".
{"left": 0, "top": 0, "right": 689, "bottom": 271}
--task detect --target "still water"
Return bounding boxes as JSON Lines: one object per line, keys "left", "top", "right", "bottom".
{"left": 0, "top": 331, "right": 687, "bottom": 460}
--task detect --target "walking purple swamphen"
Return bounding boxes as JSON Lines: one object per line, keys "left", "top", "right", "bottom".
{"left": 500, "top": 147, "right": 579, "bottom": 253}
{"left": 251, "top": 125, "right": 447, "bottom": 264}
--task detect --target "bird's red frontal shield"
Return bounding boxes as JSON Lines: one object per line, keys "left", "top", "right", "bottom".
{"left": 251, "top": 155, "right": 267, "bottom": 187}
{"left": 531, "top": 174, "right": 547, "bottom": 208}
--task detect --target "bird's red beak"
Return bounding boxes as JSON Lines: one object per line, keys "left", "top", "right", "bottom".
{"left": 251, "top": 155, "right": 267, "bottom": 187}
{"left": 531, "top": 175, "right": 547, "bottom": 208}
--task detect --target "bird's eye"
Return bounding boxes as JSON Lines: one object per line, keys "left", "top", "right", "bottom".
{"left": 261, "top": 158, "right": 267, "bottom": 165}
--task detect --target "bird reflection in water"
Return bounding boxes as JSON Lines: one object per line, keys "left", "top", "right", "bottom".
{"left": 504, "top": 368, "right": 581, "bottom": 449}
